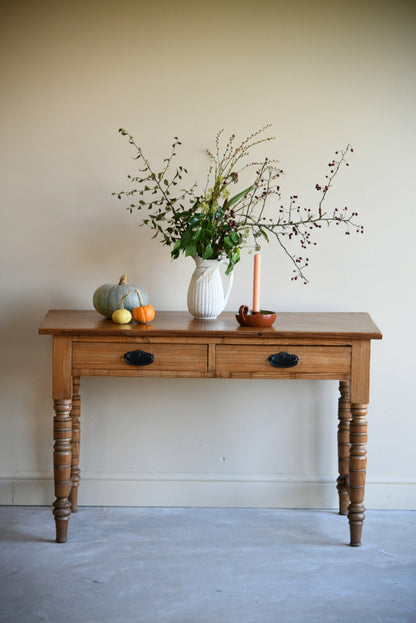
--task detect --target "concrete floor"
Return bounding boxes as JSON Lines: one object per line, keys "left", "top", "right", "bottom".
{"left": 0, "top": 506, "right": 415, "bottom": 623}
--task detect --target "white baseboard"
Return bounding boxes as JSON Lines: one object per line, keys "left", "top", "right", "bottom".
{"left": 1, "top": 472, "right": 415, "bottom": 510}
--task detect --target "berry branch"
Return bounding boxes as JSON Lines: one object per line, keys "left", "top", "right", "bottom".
{"left": 114, "top": 125, "right": 362, "bottom": 281}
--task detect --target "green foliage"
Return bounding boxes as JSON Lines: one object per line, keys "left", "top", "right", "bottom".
{"left": 114, "top": 126, "right": 362, "bottom": 282}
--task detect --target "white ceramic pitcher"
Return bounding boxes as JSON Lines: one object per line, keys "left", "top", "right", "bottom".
{"left": 187, "top": 256, "right": 234, "bottom": 320}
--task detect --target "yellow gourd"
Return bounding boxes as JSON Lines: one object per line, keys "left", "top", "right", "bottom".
{"left": 112, "top": 293, "right": 132, "bottom": 324}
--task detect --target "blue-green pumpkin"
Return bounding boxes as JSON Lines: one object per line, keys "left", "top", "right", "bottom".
{"left": 93, "top": 274, "right": 148, "bottom": 319}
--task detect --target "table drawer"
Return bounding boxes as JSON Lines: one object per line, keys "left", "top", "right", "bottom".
{"left": 73, "top": 342, "right": 208, "bottom": 374}
{"left": 215, "top": 345, "right": 351, "bottom": 379}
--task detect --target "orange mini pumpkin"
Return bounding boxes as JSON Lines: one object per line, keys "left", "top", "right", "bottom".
{"left": 132, "top": 289, "right": 155, "bottom": 323}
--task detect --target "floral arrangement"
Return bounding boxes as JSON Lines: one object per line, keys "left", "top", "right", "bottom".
{"left": 114, "top": 125, "right": 362, "bottom": 282}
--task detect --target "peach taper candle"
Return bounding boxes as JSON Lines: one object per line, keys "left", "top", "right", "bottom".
{"left": 253, "top": 253, "right": 261, "bottom": 313}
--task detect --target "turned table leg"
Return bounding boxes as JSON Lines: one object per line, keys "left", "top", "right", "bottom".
{"left": 347, "top": 402, "right": 368, "bottom": 547}
{"left": 69, "top": 377, "right": 81, "bottom": 512}
{"left": 53, "top": 398, "right": 73, "bottom": 543}
{"left": 337, "top": 380, "right": 351, "bottom": 515}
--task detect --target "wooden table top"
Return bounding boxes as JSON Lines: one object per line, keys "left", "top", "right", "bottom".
{"left": 39, "top": 310, "right": 383, "bottom": 340}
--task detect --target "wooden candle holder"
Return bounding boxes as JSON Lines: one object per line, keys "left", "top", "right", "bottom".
{"left": 236, "top": 305, "right": 277, "bottom": 327}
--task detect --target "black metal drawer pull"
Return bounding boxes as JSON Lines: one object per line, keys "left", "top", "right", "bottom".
{"left": 268, "top": 352, "right": 299, "bottom": 368}
{"left": 124, "top": 349, "right": 154, "bottom": 366}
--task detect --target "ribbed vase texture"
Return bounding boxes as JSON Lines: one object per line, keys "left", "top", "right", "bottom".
{"left": 187, "top": 256, "right": 233, "bottom": 320}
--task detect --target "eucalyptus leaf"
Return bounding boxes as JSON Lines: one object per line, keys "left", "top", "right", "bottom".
{"left": 225, "top": 185, "right": 255, "bottom": 209}
{"left": 203, "top": 243, "right": 214, "bottom": 259}
{"left": 185, "top": 243, "right": 197, "bottom": 257}
{"left": 259, "top": 228, "right": 270, "bottom": 242}
{"left": 194, "top": 227, "right": 204, "bottom": 242}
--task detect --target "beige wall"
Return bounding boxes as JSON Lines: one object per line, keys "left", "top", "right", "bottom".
{"left": 1, "top": 0, "right": 415, "bottom": 509}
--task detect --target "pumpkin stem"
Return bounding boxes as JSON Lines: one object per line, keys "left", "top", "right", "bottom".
{"left": 120, "top": 292, "right": 130, "bottom": 309}
{"left": 135, "top": 288, "right": 144, "bottom": 307}
{"left": 119, "top": 274, "right": 128, "bottom": 285}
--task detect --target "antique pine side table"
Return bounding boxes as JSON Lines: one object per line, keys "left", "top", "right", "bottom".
{"left": 39, "top": 310, "right": 382, "bottom": 545}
